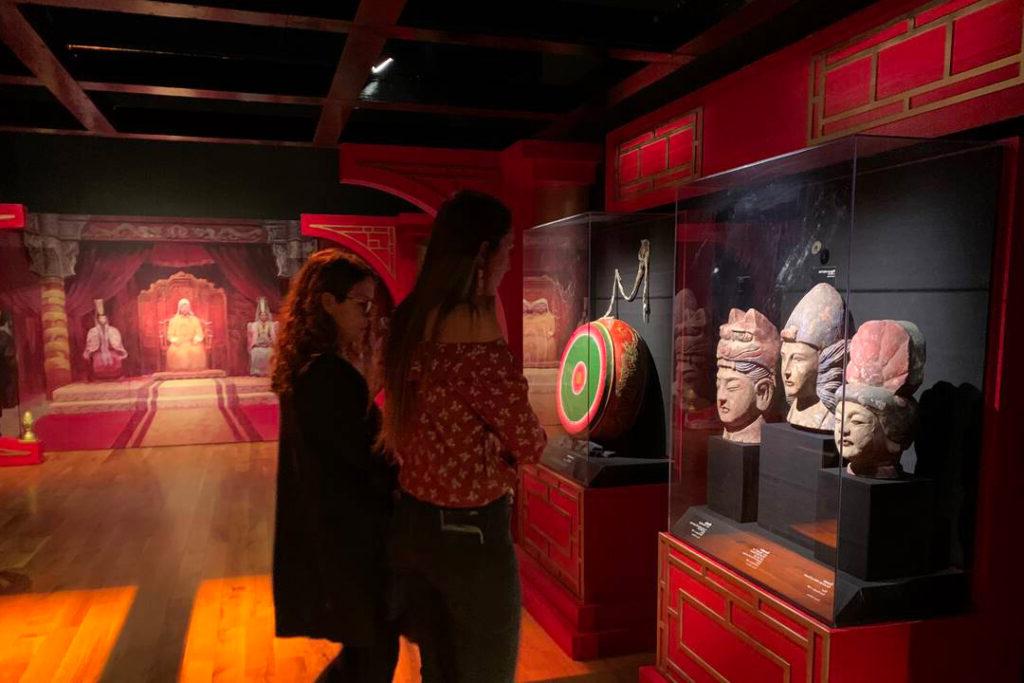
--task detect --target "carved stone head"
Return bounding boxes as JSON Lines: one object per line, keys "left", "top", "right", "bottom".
{"left": 780, "top": 283, "right": 851, "bottom": 431}
{"left": 835, "top": 320, "right": 926, "bottom": 478}
{"left": 715, "top": 308, "right": 780, "bottom": 444}
{"left": 673, "top": 288, "right": 709, "bottom": 410}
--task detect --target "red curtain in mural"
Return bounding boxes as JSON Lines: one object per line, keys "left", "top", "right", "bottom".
{"left": 0, "top": 233, "right": 43, "bottom": 399}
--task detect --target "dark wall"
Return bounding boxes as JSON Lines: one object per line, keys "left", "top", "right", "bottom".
{"left": 0, "top": 132, "right": 418, "bottom": 218}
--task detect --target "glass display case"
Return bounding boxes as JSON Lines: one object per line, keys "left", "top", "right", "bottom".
{"left": 523, "top": 212, "right": 674, "bottom": 487}
{"left": 669, "top": 135, "right": 1003, "bottom": 625}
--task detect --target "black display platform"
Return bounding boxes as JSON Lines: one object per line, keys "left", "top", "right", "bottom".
{"left": 707, "top": 436, "right": 759, "bottom": 522}
{"left": 540, "top": 445, "right": 669, "bottom": 488}
{"left": 669, "top": 505, "right": 967, "bottom": 627}
{"left": 815, "top": 467, "right": 935, "bottom": 581}
{"left": 757, "top": 422, "right": 840, "bottom": 549}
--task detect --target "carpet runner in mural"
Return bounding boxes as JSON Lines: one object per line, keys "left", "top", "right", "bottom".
{"left": 35, "top": 376, "right": 278, "bottom": 450}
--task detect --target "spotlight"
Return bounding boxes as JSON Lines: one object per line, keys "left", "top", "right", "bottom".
{"left": 371, "top": 57, "right": 394, "bottom": 75}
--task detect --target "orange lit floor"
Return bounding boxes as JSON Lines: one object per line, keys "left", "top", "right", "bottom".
{"left": 0, "top": 443, "right": 650, "bottom": 682}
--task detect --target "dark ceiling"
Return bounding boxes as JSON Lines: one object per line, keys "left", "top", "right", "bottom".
{"left": 0, "top": 0, "right": 877, "bottom": 150}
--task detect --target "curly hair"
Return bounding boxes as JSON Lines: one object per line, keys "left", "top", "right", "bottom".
{"left": 271, "top": 249, "right": 373, "bottom": 396}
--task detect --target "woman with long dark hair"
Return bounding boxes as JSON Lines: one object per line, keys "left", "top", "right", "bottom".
{"left": 272, "top": 249, "right": 398, "bottom": 682}
{"left": 382, "top": 190, "right": 547, "bottom": 682}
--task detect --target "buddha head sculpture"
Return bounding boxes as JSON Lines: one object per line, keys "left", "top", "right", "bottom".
{"left": 673, "top": 289, "right": 710, "bottom": 412}
{"left": 834, "top": 320, "right": 926, "bottom": 478}
{"left": 716, "top": 308, "right": 780, "bottom": 444}
{"left": 779, "top": 283, "right": 851, "bottom": 431}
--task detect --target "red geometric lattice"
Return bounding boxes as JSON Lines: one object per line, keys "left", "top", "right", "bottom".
{"left": 615, "top": 109, "right": 702, "bottom": 203}
{"left": 809, "top": 0, "right": 1024, "bottom": 142}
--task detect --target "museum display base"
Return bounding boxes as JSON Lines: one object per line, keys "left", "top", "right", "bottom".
{"left": 671, "top": 506, "right": 966, "bottom": 626}
{"left": 757, "top": 422, "right": 839, "bottom": 549}
{"left": 539, "top": 445, "right": 669, "bottom": 487}
{"left": 518, "top": 463, "right": 667, "bottom": 659}
{"left": 815, "top": 468, "right": 934, "bottom": 581}
{"left": 642, "top": 532, "right": 979, "bottom": 682}
{"left": 0, "top": 436, "right": 44, "bottom": 466}
{"left": 518, "top": 549, "right": 652, "bottom": 660}
{"left": 706, "top": 437, "right": 759, "bottom": 522}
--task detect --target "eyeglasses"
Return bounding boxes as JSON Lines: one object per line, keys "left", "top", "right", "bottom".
{"left": 346, "top": 296, "right": 374, "bottom": 314}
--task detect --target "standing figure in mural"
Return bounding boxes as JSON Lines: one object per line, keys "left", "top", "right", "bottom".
{"left": 83, "top": 299, "right": 128, "bottom": 380}
{"left": 0, "top": 311, "right": 18, "bottom": 431}
{"left": 166, "top": 297, "right": 208, "bottom": 371}
{"left": 715, "top": 308, "right": 781, "bottom": 444}
{"left": 247, "top": 297, "right": 278, "bottom": 377}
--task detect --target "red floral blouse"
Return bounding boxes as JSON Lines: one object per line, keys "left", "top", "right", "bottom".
{"left": 396, "top": 339, "right": 547, "bottom": 508}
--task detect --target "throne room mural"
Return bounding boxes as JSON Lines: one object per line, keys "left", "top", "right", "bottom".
{"left": 0, "top": 213, "right": 398, "bottom": 450}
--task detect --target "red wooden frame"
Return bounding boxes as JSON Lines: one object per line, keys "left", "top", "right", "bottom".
{"left": 0, "top": 436, "right": 43, "bottom": 467}
{"left": 0, "top": 203, "right": 25, "bottom": 229}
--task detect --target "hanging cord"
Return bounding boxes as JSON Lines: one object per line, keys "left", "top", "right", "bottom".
{"left": 603, "top": 239, "right": 651, "bottom": 322}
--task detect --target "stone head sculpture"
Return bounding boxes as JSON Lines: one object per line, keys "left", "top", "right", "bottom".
{"left": 716, "top": 308, "right": 780, "bottom": 444}
{"left": 780, "top": 283, "right": 851, "bottom": 431}
{"left": 834, "top": 320, "right": 926, "bottom": 478}
{"left": 673, "top": 289, "right": 710, "bottom": 411}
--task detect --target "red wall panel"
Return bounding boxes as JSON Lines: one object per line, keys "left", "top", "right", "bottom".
{"left": 606, "top": 0, "right": 1024, "bottom": 212}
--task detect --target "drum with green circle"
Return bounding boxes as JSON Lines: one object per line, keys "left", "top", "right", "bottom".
{"left": 556, "top": 317, "right": 650, "bottom": 440}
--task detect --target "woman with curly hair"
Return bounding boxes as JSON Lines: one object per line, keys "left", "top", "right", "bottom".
{"left": 271, "top": 249, "right": 398, "bottom": 682}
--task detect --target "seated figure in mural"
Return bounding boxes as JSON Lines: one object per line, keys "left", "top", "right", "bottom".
{"left": 247, "top": 297, "right": 278, "bottom": 377}
{"left": 83, "top": 299, "right": 128, "bottom": 380}
{"left": 166, "top": 297, "right": 208, "bottom": 371}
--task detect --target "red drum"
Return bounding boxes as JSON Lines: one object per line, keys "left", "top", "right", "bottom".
{"left": 555, "top": 316, "right": 650, "bottom": 440}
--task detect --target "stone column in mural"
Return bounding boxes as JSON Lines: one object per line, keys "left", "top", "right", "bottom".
{"left": 267, "top": 221, "right": 316, "bottom": 278}
{"left": 24, "top": 233, "right": 79, "bottom": 393}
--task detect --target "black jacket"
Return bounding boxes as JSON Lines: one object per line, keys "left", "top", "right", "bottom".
{"left": 272, "top": 353, "right": 395, "bottom": 645}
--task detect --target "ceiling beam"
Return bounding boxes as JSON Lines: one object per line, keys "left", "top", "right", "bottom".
{"left": 14, "top": 0, "right": 686, "bottom": 64}
{"left": 354, "top": 99, "right": 558, "bottom": 121}
{"left": 11, "top": 0, "right": 352, "bottom": 32}
{"left": 379, "top": 26, "right": 689, "bottom": 64}
{"left": 539, "top": 0, "right": 803, "bottom": 139}
{"left": 4, "top": 75, "right": 567, "bottom": 121}
{"left": 607, "top": 0, "right": 802, "bottom": 106}
{"left": 0, "top": 73, "right": 40, "bottom": 86}
{"left": 0, "top": 3, "right": 114, "bottom": 133}
{"left": 314, "top": 0, "right": 407, "bottom": 146}
{"left": 0, "top": 124, "right": 316, "bottom": 147}
{"left": 78, "top": 81, "right": 325, "bottom": 106}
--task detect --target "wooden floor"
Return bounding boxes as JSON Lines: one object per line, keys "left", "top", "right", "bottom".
{"left": 0, "top": 442, "right": 651, "bottom": 682}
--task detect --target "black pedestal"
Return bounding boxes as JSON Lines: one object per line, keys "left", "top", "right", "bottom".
{"left": 815, "top": 467, "right": 934, "bottom": 581}
{"left": 707, "top": 436, "right": 759, "bottom": 522}
{"left": 757, "top": 422, "right": 840, "bottom": 549}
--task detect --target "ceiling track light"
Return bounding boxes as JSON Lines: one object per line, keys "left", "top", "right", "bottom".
{"left": 371, "top": 57, "right": 394, "bottom": 75}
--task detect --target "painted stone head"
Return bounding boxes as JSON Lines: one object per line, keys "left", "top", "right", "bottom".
{"left": 673, "top": 288, "right": 710, "bottom": 412}
{"left": 716, "top": 308, "right": 780, "bottom": 444}
{"left": 779, "top": 283, "right": 851, "bottom": 431}
{"left": 834, "top": 320, "right": 926, "bottom": 478}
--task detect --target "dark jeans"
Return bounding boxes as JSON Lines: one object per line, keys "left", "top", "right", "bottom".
{"left": 389, "top": 493, "right": 521, "bottom": 683}
{"left": 315, "top": 620, "right": 400, "bottom": 683}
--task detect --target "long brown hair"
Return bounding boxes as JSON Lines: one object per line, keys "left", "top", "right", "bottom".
{"left": 380, "top": 190, "right": 511, "bottom": 450}
{"left": 271, "top": 249, "right": 373, "bottom": 396}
